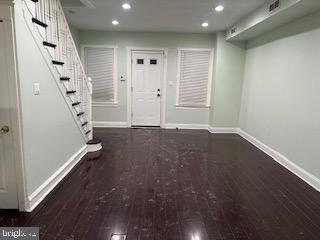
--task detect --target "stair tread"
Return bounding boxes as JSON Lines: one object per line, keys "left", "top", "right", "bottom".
{"left": 32, "top": 18, "right": 47, "bottom": 28}
{"left": 77, "top": 112, "right": 85, "bottom": 116}
{"left": 52, "top": 60, "right": 64, "bottom": 65}
{"left": 60, "top": 77, "right": 71, "bottom": 81}
{"left": 43, "top": 41, "right": 56, "bottom": 48}
{"left": 72, "top": 102, "right": 81, "bottom": 106}
{"left": 87, "top": 138, "right": 102, "bottom": 145}
{"left": 66, "top": 90, "right": 76, "bottom": 94}
{"left": 85, "top": 130, "right": 91, "bottom": 135}
{"left": 82, "top": 121, "right": 88, "bottom": 126}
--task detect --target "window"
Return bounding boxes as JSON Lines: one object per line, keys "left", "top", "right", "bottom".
{"left": 176, "top": 48, "right": 214, "bottom": 107}
{"left": 82, "top": 46, "right": 117, "bottom": 105}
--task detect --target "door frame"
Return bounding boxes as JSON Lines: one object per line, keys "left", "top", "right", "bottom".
{"left": 126, "top": 47, "right": 168, "bottom": 128}
{"left": 0, "top": 3, "right": 27, "bottom": 211}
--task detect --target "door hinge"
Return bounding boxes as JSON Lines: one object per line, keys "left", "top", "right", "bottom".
{"left": 131, "top": 86, "right": 133, "bottom": 92}
{"left": 131, "top": 112, "right": 133, "bottom": 118}
{"left": 131, "top": 59, "right": 133, "bottom": 64}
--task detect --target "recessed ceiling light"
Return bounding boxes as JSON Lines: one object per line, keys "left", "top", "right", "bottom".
{"left": 201, "top": 22, "right": 209, "bottom": 28}
{"left": 215, "top": 5, "right": 224, "bottom": 12}
{"left": 122, "top": 3, "right": 131, "bottom": 10}
{"left": 112, "top": 20, "right": 119, "bottom": 25}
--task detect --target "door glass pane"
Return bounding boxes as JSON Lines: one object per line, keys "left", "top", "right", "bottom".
{"left": 137, "top": 59, "right": 144, "bottom": 64}
{"left": 150, "top": 59, "right": 157, "bottom": 65}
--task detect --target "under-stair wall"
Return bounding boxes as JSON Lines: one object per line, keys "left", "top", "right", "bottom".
{"left": 13, "top": 0, "right": 91, "bottom": 211}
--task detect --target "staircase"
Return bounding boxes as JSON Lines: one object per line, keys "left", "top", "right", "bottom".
{"left": 22, "top": 0, "right": 93, "bottom": 142}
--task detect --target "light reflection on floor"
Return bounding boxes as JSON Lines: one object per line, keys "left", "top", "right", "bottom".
{"left": 110, "top": 233, "right": 126, "bottom": 240}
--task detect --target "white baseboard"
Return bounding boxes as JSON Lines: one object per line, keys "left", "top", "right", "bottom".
{"left": 164, "top": 123, "right": 209, "bottom": 130}
{"left": 238, "top": 129, "right": 320, "bottom": 192}
{"left": 93, "top": 121, "right": 127, "bottom": 128}
{"left": 208, "top": 126, "right": 239, "bottom": 134}
{"left": 26, "top": 145, "right": 87, "bottom": 212}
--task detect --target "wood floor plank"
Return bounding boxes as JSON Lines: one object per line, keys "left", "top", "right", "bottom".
{"left": 1, "top": 128, "right": 320, "bottom": 240}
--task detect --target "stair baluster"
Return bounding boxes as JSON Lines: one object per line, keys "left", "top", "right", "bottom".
{"left": 23, "top": 0, "right": 92, "bottom": 140}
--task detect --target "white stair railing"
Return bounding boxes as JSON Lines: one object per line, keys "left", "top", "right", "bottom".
{"left": 23, "top": 0, "right": 92, "bottom": 140}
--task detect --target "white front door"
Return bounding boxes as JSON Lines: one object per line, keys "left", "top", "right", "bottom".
{"left": 0, "top": 18, "right": 19, "bottom": 209}
{"left": 131, "top": 51, "right": 163, "bottom": 126}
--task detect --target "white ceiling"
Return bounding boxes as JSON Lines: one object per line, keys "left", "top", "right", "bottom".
{"left": 62, "top": 0, "right": 269, "bottom": 33}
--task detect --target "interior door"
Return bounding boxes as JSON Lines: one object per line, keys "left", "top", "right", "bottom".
{"left": 0, "top": 17, "right": 19, "bottom": 209}
{"left": 131, "top": 51, "right": 163, "bottom": 126}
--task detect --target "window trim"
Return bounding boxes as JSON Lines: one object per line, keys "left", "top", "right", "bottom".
{"left": 175, "top": 48, "right": 214, "bottom": 108}
{"left": 80, "top": 44, "right": 118, "bottom": 106}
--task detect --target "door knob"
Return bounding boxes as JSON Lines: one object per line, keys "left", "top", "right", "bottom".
{"left": 0, "top": 126, "right": 9, "bottom": 134}
{"left": 157, "top": 93, "right": 161, "bottom": 97}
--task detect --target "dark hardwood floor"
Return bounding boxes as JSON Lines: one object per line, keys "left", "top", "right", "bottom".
{"left": 1, "top": 128, "right": 320, "bottom": 240}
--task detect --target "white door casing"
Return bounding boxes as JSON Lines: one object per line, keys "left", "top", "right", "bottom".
{"left": 131, "top": 51, "right": 163, "bottom": 126}
{"left": 0, "top": 17, "right": 19, "bottom": 209}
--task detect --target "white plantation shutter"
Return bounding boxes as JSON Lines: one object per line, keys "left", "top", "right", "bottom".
{"left": 83, "top": 47, "right": 116, "bottom": 103}
{"left": 177, "top": 49, "right": 213, "bottom": 107}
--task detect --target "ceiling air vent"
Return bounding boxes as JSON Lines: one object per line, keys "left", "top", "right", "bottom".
{"left": 269, "top": 0, "right": 280, "bottom": 13}
{"left": 231, "top": 27, "right": 237, "bottom": 35}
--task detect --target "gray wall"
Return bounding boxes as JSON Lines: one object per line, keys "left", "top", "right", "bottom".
{"left": 14, "top": 0, "right": 86, "bottom": 195}
{"left": 79, "top": 31, "right": 216, "bottom": 125}
{"left": 210, "top": 33, "right": 246, "bottom": 128}
{"left": 240, "top": 11, "right": 320, "bottom": 179}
